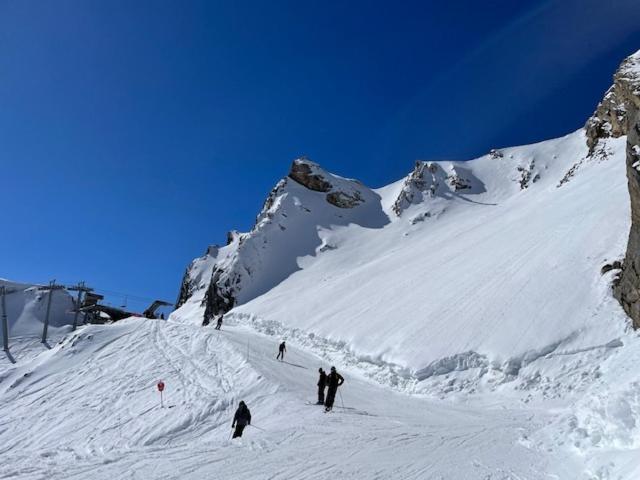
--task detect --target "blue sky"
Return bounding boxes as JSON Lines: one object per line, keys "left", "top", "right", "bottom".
{"left": 1, "top": 0, "right": 640, "bottom": 312}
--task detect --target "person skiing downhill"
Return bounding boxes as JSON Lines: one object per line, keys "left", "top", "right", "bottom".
{"left": 276, "top": 341, "right": 286, "bottom": 361}
{"left": 231, "top": 401, "right": 251, "bottom": 438}
{"left": 324, "top": 366, "right": 344, "bottom": 412}
{"left": 317, "top": 368, "right": 327, "bottom": 405}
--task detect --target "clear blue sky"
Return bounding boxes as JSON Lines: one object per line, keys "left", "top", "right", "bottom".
{"left": 1, "top": 0, "right": 640, "bottom": 311}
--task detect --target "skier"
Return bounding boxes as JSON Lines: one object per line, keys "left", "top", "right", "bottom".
{"left": 231, "top": 401, "right": 251, "bottom": 438}
{"left": 276, "top": 341, "right": 286, "bottom": 361}
{"left": 324, "top": 366, "right": 344, "bottom": 412}
{"left": 215, "top": 316, "right": 223, "bottom": 330}
{"left": 317, "top": 368, "right": 327, "bottom": 404}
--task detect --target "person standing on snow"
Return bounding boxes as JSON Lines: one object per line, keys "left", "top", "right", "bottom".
{"left": 324, "top": 366, "right": 344, "bottom": 412}
{"left": 317, "top": 368, "right": 327, "bottom": 405}
{"left": 232, "top": 401, "right": 251, "bottom": 438}
{"left": 276, "top": 341, "right": 286, "bottom": 361}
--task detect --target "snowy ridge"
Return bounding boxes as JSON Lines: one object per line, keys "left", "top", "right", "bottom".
{"left": 173, "top": 157, "right": 389, "bottom": 325}
{"left": 226, "top": 130, "right": 630, "bottom": 373}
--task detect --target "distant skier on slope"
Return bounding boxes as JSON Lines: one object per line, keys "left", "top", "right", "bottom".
{"left": 324, "top": 366, "right": 344, "bottom": 412}
{"left": 215, "top": 316, "right": 223, "bottom": 330}
{"left": 317, "top": 368, "right": 327, "bottom": 404}
{"left": 231, "top": 401, "right": 251, "bottom": 438}
{"left": 276, "top": 341, "right": 286, "bottom": 361}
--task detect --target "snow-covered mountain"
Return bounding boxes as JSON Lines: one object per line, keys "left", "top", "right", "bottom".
{"left": 3, "top": 49, "right": 640, "bottom": 480}
{"left": 172, "top": 50, "right": 639, "bottom": 388}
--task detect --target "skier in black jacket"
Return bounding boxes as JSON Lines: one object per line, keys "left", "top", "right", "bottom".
{"left": 324, "top": 366, "right": 344, "bottom": 412}
{"left": 276, "top": 341, "right": 286, "bottom": 361}
{"left": 232, "top": 401, "right": 251, "bottom": 438}
{"left": 317, "top": 368, "right": 327, "bottom": 405}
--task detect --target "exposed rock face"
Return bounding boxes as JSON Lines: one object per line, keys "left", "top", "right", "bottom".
{"left": 585, "top": 86, "right": 629, "bottom": 154}
{"left": 600, "top": 50, "right": 640, "bottom": 327}
{"left": 175, "top": 267, "right": 194, "bottom": 309}
{"left": 392, "top": 162, "right": 439, "bottom": 216}
{"left": 489, "top": 149, "right": 504, "bottom": 159}
{"left": 202, "top": 267, "right": 237, "bottom": 325}
{"left": 392, "top": 161, "right": 475, "bottom": 216}
{"left": 175, "top": 156, "right": 381, "bottom": 325}
{"left": 288, "top": 158, "right": 365, "bottom": 208}
{"left": 516, "top": 160, "right": 540, "bottom": 190}
{"left": 288, "top": 158, "right": 332, "bottom": 192}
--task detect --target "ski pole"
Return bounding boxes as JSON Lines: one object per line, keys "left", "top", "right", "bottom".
{"left": 249, "top": 424, "right": 266, "bottom": 432}
{"left": 228, "top": 428, "right": 233, "bottom": 441}
{"left": 338, "top": 389, "right": 345, "bottom": 409}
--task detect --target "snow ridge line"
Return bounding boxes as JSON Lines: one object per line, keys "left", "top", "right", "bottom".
{"left": 227, "top": 312, "right": 627, "bottom": 397}
{"left": 226, "top": 312, "right": 421, "bottom": 394}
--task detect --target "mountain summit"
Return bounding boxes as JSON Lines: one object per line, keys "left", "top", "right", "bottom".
{"left": 172, "top": 51, "right": 640, "bottom": 385}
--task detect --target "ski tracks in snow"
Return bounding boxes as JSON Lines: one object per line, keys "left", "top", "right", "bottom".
{"left": 0, "top": 319, "right": 581, "bottom": 479}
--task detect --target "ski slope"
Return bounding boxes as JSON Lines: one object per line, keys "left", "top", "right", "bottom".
{"left": 0, "top": 317, "right": 610, "bottom": 480}
{"left": 175, "top": 130, "right": 632, "bottom": 386}
{"left": 162, "top": 126, "right": 640, "bottom": 478}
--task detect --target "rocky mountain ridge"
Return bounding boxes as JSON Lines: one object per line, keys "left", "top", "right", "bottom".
{"left": 596, "top": 50, "right": 640, "bottom": 326}
{"left": 175, "top": 49, "right": 640, "bottom": 330}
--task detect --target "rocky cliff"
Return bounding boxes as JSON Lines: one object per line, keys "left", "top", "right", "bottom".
{"left": 174, "top": 157, "right": 387, "bottom": 325}
{"left": 596, "top": 50, "right": 640, "bottom": 327}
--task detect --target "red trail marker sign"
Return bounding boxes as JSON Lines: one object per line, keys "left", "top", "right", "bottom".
{"left": 157, "top": 380, "right": 165, "bottom": 408}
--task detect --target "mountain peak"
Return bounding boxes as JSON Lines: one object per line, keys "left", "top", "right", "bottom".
{"left": 288, "top": 157, "right": 333, "bottom": 193}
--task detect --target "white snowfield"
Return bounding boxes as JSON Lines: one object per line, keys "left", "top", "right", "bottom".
{"left": 178, "top": 129, "right": 632, "bottom": 380}
{"left": 4, "top": 317, "right": 638, "bottom": 480}
{"left": 3, "top": 128, "right": 640, "bottom": 477}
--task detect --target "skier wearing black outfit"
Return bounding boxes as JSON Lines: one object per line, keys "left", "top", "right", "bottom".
{"left": 324, "top": 366, "right": 344, "bottom": 412}
{"left": 231, "top": 401, "right": 251, "bottom": 438}
{"left": 317, "top": 368, "right": 327, "bottom": 404}
{"left": 276, "top": 341, "right": 286, "bottom": 361}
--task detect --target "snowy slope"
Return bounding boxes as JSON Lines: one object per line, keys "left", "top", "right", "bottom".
{"left": 4, "top": 48, "right": 640, "bottom": 480}
{"left": 176, "top": 129, "right": 631, "bottom": 385}
{"left": 0, "top": 319, "right": 591, "bottom": 479}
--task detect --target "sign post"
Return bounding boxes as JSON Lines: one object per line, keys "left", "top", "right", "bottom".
{"left": 157, "top": 380, "right": 165, "bottom": 408}
{"left": 1, "top": 286, "right": 9, "bottom": 352}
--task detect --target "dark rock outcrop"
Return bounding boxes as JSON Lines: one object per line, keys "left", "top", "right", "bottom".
{"left": 392, "top": 162, "right": 478, "bottom": 216}
{"left": 202, "top": 267, "right": 237, "bottom": 325}
{"left": 597, "top": 50, "right": 640, "bottom": 327}
{"left": 585, "top": 86, "right": 630, "bottom": 154}
{"left": 288, "top": 158, "right": 332, "bottom": 192}
{"left": 175, "top": 267, "right": 194, "bottom": 309}
{"left": 288, "top": 157, "right": 365, "bottom": 209}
